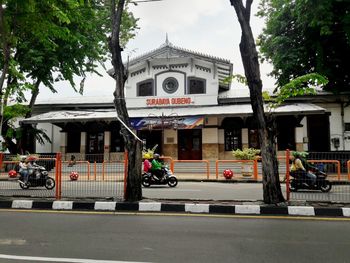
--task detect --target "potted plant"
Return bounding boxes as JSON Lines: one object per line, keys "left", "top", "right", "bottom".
{"left": 232, "top": 148, "right": 260, "bottom": 177}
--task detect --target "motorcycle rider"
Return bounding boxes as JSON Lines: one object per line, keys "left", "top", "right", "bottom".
{"left": 290, "top": 152, "right": 317, "bottom": 186}
{"left": 151, "top": 153, "right": 164, "bottom": 181}
{"left": 18, "top": 156, "right": 31, "bottom": 184}
{"left": 143, "top": 153, "right": 152, "bottom": 173}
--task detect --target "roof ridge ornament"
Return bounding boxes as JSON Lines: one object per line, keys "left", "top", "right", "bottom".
{"left": 160, "top": 33, "right": 173, "bottom": 48}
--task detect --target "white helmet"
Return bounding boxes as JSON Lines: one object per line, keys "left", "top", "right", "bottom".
{"left": 153, "top": 153, "right": 160, "bottom": 159}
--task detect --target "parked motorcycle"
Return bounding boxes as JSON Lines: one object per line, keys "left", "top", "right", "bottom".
{"left": 289, "top": 168, "right": 332, "bottom": 192}
{"left": 142, "top": 166, "right": 178, "bottom": 187}
{"left": 18, "top": 163, "right": 55, "bottom": 190}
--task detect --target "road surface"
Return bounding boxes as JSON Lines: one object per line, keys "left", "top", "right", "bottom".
{"left": 0, "top": 210, "right": 350, "bottom": 263}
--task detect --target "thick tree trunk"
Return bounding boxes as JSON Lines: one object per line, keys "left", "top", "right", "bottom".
{"left": 0, "top": 3, "right": 11, "bottom": 142}
{"left": 109, "top": 0, "right": 142, "bottom": 201}
{"left": 230, "top": 0, "right": 284, "bottom": 203}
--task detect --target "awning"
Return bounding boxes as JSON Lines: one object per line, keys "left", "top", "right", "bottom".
{"left": 22, "top": 103, "right": 326, "bottom": 124}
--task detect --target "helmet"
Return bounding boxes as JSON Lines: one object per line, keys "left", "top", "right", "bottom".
{"left": 143, "top": 153, "right": 151, "bottom": 159}
{"left": 153, "top": 153, "right": 160, "bottom": 159}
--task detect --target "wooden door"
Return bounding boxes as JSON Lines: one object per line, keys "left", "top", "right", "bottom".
{"left": 178, "top": 129, "right": 202, "bottom": 160}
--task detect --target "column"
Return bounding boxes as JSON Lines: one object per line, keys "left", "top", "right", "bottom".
{"left": 104, "top": 131, "right": 111, "bottom": 161}
{"left": 242, "top": 128, "right": 249, "bottom": 149}
{"left": 80, "top": 132, "right": 86, "bottom": 156}
{"left": 60, "top": 132, "right": 67, "bottom": 158}
{"left": 202, "top": 128, "right": 219, "bottom": 160}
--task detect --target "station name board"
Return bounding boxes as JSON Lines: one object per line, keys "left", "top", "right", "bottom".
{"left": 146, "top": 97, "right": 193, "bottom": 106}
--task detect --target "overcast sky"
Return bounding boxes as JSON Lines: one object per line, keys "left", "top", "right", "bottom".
{"left": 36, "top": 0, "right": 275, "bottom": 101}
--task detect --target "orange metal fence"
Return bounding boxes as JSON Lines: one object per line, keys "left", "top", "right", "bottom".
{"left": 215, "top": 160, "right": 258, "bottom": 180}
{"left": 307, "top": 160, "right": 341, "bottom": 181}
{"left": 171, "top": 160, "right": 210, "bottom": 179}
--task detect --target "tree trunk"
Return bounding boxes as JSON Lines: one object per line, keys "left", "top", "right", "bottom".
{"left": 109, "top": 0, "right": 142, "bottom": 201}
{"left": 230, "top": 0, "right": 284, "bottom": 203}
{"left": 0, "top": 3, "right": 11, "bottom": 142}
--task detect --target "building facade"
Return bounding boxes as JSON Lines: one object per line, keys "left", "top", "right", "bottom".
{"left": 24, "top": 41, "right": 350, "bottom": 160}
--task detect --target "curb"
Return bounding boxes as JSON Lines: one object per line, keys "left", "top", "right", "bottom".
{"left": 1, "top": 200, "right": 349, "bottom": 217}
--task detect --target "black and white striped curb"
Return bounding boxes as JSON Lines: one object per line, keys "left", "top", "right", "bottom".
{"left": 0, "top": 200, "right": 349, "bottom": 217}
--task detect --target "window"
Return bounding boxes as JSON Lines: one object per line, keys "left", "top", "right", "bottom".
{"left": 225, "top": 129, "right": 242, "bottom": 151}
{"left": 162, "top": 77, "right": 179, "bottom": 94}
{"left": 67, "top": 132, "right": 81, "bottom": 153}
{"left": 249, "top": 129, "right": 260, "bottom": 149}
{"left": 111, "top": 130, "right": 124, "bottom": 152}
{"left": 345, "top": 123, "right": 350, "bottom": 132}
{"left": 137, "top": 79, "right": 154, "bottom": 96}
{"left": 187, "top": 77, "right": 205, "bottom": 94}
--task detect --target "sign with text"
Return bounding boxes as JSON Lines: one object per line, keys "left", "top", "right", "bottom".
{"left": 131, "top": 116, "right": 204, "bottom": 130}
{"left": 146, "top": 97, "right": 193, "bottom": 106}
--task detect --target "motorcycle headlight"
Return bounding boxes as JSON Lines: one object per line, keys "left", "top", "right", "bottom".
{"left": 42, "top": 171, "right": 48, "bottom": 176}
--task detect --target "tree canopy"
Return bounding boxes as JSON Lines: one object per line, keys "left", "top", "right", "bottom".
{"left": 258, "top": 0, "right": 350, "bottom": 93}
{"left": 0, "top": 0, "right": 138, "bottom": 153}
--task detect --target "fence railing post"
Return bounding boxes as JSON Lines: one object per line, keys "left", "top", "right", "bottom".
{"left": 286, "top": 149, "right": 290, "bottom": 201}
{"left": 123, "top": 151, "right": 128, "bottom": 201}
{"left": 55, "top": 152, "right": 62, "bottom": 200}
{"left": 253, "top": 159, "right": 258, "bottom": 180}
{"left": 0, "top": 152, "right": 3, "bottom": 172}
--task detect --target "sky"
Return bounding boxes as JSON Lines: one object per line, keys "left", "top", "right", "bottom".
{"left": 36, "top": 0, "right": 275, "bottom": 101}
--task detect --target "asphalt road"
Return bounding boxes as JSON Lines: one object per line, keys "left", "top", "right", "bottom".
{"left": 2, "top": 180, "right": 350, "bottom": 202}
{"left": 0, "top": 210, "right": 350, "bottom": 263}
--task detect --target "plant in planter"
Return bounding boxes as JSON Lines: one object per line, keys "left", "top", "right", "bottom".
{"left": 232, "top": 148, "right": 260, "bottom": 177}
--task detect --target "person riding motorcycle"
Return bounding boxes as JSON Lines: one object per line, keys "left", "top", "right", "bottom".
{"left": 151, "top": 153, "right": 164, "bottom": 181}
{"left": 143, "top": 153, "right": 152, "bottom": 173}
{"left": 18, "top": 156, "right": 31, "bottom": 184}
{"left": 290, "top": 152, "right": 316, "bottom": 186}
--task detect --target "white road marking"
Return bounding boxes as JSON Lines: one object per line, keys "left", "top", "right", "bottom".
{"left": 0, "top": 239, "right": 26, "bottom": 245}
{"left": 0, "top": 254, "right": 149, "bottom": 263}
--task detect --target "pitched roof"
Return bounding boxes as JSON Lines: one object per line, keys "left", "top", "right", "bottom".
{"left": 128, "top": 39, "right": 232, "bottom": 67}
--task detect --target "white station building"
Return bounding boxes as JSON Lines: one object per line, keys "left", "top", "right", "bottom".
{"left": 24, "top": 40, "right": 350, "bottom": 160}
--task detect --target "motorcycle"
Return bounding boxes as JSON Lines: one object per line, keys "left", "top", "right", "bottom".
{"left": 18, "top": 163, "right": 55, "bottom": 190}
{"left": 289, "top": 167, "right": 332, "bottom": 192}
{"left": 142, "top": 166, "right": 178, "bottom": 187}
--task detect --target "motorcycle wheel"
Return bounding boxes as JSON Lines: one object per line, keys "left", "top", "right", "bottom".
{"left": 320, "top": 180, "right": 332, "bottom": 192}
{"left": 142, "top": 177, "right": 151, "bottom": 187}
{"left": 45, "top": 177, "right": 55, "bottom": 190}
{"left": 19, "top": 181, "right": 29, "bottom": 190}
{"left": 167, "top": 177, "right": 178, "bottom": 187}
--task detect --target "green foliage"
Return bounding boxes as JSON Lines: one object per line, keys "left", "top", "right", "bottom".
{"left": 232, "top": 148, "right": 260, "bottom": 160}
{"left": 221, "top": 74, "right": 248, "bottom": 86}
{"left": 3, "top": 104, "right": 30, "bottom": 121}
{"left": 273, "top": 73, "right": 328, "bottom": 106}
{"left": 258, "top": 0, "right": 350, "bottom": 93}
{"left": 291, "top": 151, "right": 309, "bottom": 159}
{"left": 1, "top": 0, "right": 139, "bottom": 98}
